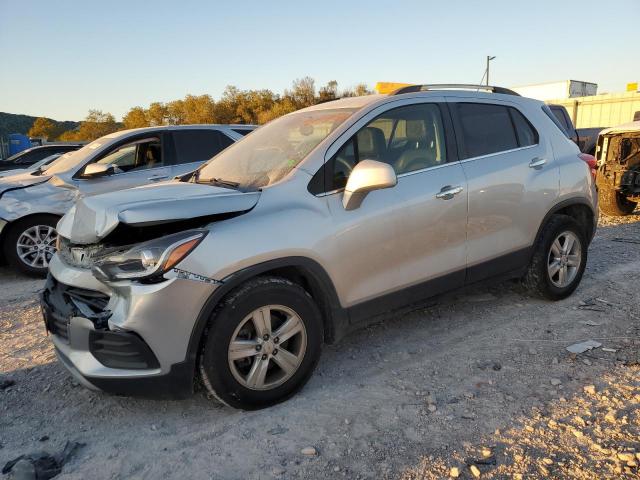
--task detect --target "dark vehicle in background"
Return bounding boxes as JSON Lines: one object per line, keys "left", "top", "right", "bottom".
{"left": 548, "top": 104, "right": 604, "bottom": 155}
{"left": 595, "top": 121, "right": 640, "bottom": 216}
{"left": 0, "top": 144, "right": 83, "bottom": 172}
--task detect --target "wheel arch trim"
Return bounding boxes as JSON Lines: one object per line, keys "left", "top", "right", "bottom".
{"left": 184, "top": 256, "right": 346, "bottom": 381}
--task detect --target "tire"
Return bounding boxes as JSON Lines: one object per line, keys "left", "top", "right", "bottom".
{"left": 598, "top": 185, "right": 637, "bottom": 216}
{"left": 523, "top": 215, "right": 587, "bottom": 301}
{"left": 3, "top": 214, "right": 59, "bottom": 277}
{"left": 199, "top": 276, "right": 323, "bottom": 410}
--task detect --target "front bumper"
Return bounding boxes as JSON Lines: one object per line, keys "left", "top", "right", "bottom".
{"left": 42, "top": 254, "right": 218, "bottom": 398}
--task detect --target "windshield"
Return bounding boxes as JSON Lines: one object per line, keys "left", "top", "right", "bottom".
{"left": 1, "top": 148, "right": 33, "bottom": 164}
{"left": 43, "top": 138, "right": 108, "bottom": 175}
{"left": 197, "top": 108, "right": 356, "bottom": 189}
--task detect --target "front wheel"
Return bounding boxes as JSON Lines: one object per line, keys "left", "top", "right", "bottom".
{"left": 523, "top": 215, "right": 587, "bottom": 300}
{"left": 199, "top": 277, "right": 323, "bottom": 410}
{"left": 3, "top": 215, "right": 59, "bottom": 277}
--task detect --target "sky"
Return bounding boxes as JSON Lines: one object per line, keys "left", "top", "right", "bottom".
{"left": 1, "top": 0, "right": 638, "bottom": 121}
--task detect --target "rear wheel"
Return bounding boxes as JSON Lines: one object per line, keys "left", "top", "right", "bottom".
{"left": 3, "top": 215, "right": 59, "bottom": 277}
{"left": 599, "top": 185, "right": 637, "bottom": 216}
{"left": 523, "top": 215, "right": 587, "bottom": 300}
{"left": 199, "top": 277, "right": 323, "bottom": 410}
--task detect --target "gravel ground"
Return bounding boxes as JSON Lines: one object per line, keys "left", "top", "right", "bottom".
{"left": 1, "top": 213, "right": 639, "bottom": 479}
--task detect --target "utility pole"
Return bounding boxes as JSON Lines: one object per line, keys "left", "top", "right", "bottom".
{"left": 486, "top": 56, "right": 496, "bottom": 85}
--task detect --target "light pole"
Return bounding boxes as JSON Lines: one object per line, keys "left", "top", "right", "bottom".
{"left": 486, "top": 56, "right": 496, "bottom": 86}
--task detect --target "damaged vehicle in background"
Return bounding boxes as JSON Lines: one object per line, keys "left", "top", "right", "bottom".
{"left": 0, "top": 143, "right": 83, "bottom": 172}
{"left": 596, "top": 120, "right": 640, "bottom": 216}
{"left": 0, "top": 124, "right": 254, "bottom": 276}
{"left": 0, "top": 153, "right": 63, "bottom": 179}
{"left": 43, "top": 84, "right": 597, "bottom": 410}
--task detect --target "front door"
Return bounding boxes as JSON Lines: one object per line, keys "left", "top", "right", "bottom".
{"left": 75, "top": 134, "right": 171, "bottom": 196}
{"left": 319, "top": 101, "right": 468, "bottom": 314}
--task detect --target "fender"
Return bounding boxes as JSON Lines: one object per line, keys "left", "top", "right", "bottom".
{"left": 183, "top": 256, "right": 347, "bottom": 374}
{"left": 532, "top": 197, "right": 597, "bottom": 250}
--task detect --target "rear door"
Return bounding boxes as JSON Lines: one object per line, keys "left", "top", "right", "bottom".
{"left": 170, "top": 129, "right": 236, "bottom": 177}
{"left": 448, "top": 99, "right": 558, "bottom": 283}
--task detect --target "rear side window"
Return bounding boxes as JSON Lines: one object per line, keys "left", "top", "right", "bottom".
{"left": 455, "top": 103, "right": 540, "bottom": 159}
{"left": 173, "top": 130, "right": 234, "bottom": 165}
{"left": 455, "top": 103, "right": 518, "bottom": 158}
{"left": 542, "top": 105, "right": 570, "bottom": 138}
{"left": 510, "top": 109, "right": 538, "bottom": 147}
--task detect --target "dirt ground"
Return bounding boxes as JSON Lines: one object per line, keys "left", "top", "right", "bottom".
{"left": 1, "top": 213, "right": 639, "bottom": 479}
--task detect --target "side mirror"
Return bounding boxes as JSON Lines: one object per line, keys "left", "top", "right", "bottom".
{"left": 342, "top": 159, "right": 397, "bottom": 210}
{"left": 83, "top": 163, "right": 114, "bottom": 178}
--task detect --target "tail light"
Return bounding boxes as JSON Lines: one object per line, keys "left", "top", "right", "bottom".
{"left": 579, "top": 153, "right": 597, "bottom": 180}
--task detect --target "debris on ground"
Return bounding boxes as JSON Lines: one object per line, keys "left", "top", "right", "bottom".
{"left": 401, "top": 365, "right": 640, "bottom": 479}
{"left": 0, "top": 378, "right": 15, "bottom": 390}
{"left": 566, "top": 340, "right": 602, "bottom": 354}
{"left": 2, "top": 441, "right": 85, "bottom": 480}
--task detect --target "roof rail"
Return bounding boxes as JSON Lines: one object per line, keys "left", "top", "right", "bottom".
{"left": 391, "top": 84, "right": 520, "bottom": 96}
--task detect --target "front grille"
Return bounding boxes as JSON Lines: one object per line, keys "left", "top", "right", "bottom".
{"left": 41, "top": 276, "right": 112, "bottom": 342}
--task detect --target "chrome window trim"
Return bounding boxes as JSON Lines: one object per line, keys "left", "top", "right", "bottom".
{"left": 458, "top": 144, "right": 538, "bottom": 164}
{"left": 314, "top": 161, "right": 459, "bottom": 197}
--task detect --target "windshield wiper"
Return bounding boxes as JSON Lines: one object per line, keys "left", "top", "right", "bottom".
{"left": 208, "top": 177, "right": 240, "bottom": 189}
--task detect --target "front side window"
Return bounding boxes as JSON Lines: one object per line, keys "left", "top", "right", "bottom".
{"left": 88, "top": 137, "right": 163, "bottom": 174}
{"left": 455, "top": 103, "right": 538, "bottom": 159}
{"left": 196, "top": 108, "right": 356, "bottom": 189}
{"left": 315, "top": 103, "right": 447, "bottom": 192}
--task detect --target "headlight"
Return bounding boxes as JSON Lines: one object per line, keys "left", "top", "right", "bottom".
{"left": 92, "top": 229, "right": 207, "bottom": 282}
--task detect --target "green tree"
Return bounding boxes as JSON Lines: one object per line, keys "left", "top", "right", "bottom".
{"left": 28, "top": 117, "right": 56, "bottom": 140}
{"left": 286, "top": 77, "right": 316, "bottom": 108}
{"left": 181, "top": 94, "right": 216, "bottom": 124}
{"left": 147, "top": 102, "right": 168, "bottom": 126}
{"left": 122, "top": 106, "right": 149, "bottom": 129}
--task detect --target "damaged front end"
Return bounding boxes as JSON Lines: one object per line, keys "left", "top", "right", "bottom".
{"left": 41, "top": 276, "right": 160, "bottom": 370}
{"left": 597, "top": 131, "right": 640, "bottom": 200}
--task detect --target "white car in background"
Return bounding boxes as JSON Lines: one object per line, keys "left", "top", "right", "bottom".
{"left": 0, "top": 124, "right": 255, "bottom": 276}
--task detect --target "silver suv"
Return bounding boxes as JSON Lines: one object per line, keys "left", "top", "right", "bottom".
{"left": 42, "top": 85, "right": 597, "bottom": 409}
{"left": 0, "top": 125, "right": 253, "bottom": 276}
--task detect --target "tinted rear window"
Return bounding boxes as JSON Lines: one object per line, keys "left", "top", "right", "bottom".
{"left": 455, "top": 103, "right": 518, "bottom": 158}
{"left": 172, "top": 130, "right": 234, "bottom": 164}
{"left": 510, "top": 108, "right": 539, "bottom": 147}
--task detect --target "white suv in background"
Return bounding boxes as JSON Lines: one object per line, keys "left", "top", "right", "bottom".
{"left": 0, "top": 124, "right": 254, "bottom": 276}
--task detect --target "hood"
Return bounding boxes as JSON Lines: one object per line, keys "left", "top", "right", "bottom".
{"left": 600, "top": 120, "right": 640, "bottom": 136}
{"left": 57, "top": 181, "right": 261, "bottom": 244}
{"left": 0, "top": 171, "right": 51, "bottom": 197}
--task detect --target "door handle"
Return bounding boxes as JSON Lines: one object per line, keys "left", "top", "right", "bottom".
{"left": 148, "top": 175, "right": 169, "bottom": 182}
{"left": 435, "top": 185, "right": 464, "bottom": 200}
{"left": 529, "top": 157, "right": 547, "bottom": 169}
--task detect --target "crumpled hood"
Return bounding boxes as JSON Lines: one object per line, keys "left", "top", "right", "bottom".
{"left": 57, "top": 181, "right": 261, "bottom": 244}
{"left": 0, "top": 171, "right": 51, "bottom": 197}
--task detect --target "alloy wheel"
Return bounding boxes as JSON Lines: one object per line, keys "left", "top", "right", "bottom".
{"left": 547, "top": 231, "right": 581, "bottom": 288}
{"left": 15, "top": 225, "right": 57, "bottom": 269}
{"left": 228, "top": 305, "right": 307, "bottom": 391}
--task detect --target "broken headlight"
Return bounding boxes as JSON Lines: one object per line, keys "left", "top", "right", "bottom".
{"left": 92, "top": 230, "right": 207, "bottom": 282}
